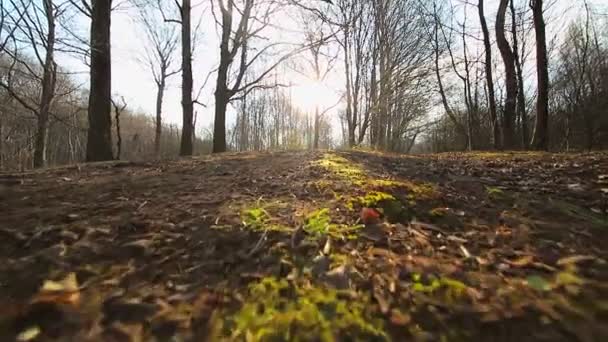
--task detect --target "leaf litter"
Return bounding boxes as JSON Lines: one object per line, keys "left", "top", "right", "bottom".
{"left": 0, "top": 150, "right": 607, "bottom": 341}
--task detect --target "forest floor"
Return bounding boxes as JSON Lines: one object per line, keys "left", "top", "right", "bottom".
{"left": 0, "top": 150, "right": 607, "bottom": 341}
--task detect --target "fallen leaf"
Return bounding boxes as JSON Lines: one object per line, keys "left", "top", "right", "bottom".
{"left": 557, "top": 255, "right": 597, "bottom": 266}
{"left": 459, "top": 245, "right": 471, "bottom": 258}
{"left": 32, "top": 272, "right": 80, "bottom": 306}
{"left": 507, "top": 255, "right": 534, "bottom": 267}
{"left": 389, "top": 309, "right": 411, "bottom": 326}
{"left": 16, "top": 326, "right": 41, "bottom": 341}
{"left": 555, "top": 272, "right": 585, "bottom": 286}
{"left": 322, "top": 236, "right": 332, "bottom": 255}
{"left": 526, "top": 275, "right": 551, "bottom": 292}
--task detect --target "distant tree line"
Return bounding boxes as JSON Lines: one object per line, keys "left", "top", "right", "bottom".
{"left": 415, "top": 0, "right": 607, "bottom": 152}
{"left": 0, "top": 0, "right": 606, "bottom": 171}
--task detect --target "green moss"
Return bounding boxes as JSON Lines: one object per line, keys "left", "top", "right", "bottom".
{"left": 226, "top": 277, "right": 387, "bottom": 341}
{"left": 429, "top": 207, "right": 448, "bottom": 217}
{"left": 550, "top": 199, "right": 608, "bottom": 228}
{"left": 369, "top": 179, "right": 438, "bottom": 200}
{"left": 411, "top": 275, "right": 468, "bottom": 303}
{"left": 314, "top": 153, "right": 367, "bottom": 183}
{"left": 304, "top": 208, "right": 363, "bottom": 240}
{"left": 485, "top": 186, "right": 505, "bottom": 200}
{"left": 241, "top": 202, "right": 292, "bottom": 232}
{"left": 354, "top": 191, "right": 396, "bottom": 207}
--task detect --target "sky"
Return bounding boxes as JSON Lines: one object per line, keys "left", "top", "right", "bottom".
{"left": 56, "top": 0, "right": 608, "bottom": 141}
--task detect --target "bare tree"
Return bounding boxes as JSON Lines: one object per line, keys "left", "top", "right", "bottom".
{"left": 530, "top": 0, "right": 549, "bottom": 150}
{"left": 86, "top": 0, "right": 114, "bottom": 161}
{"left": 178, "top": 0, "right": 194, "bottom": 156}
{"left": 136, "top": 4, "right": 180, "bottom": 158}
{"left": 478, "top": 0, "right": 500, "bottom": 149}
{"left": 111, "top": 96, "right": 127, "bottom": 159}
{"left": 510, "top": 0, "right": 529, "bottom": 148}
{"left": 496, "top": 0, "right": 517, "bottom": 149}
{"left": 300, "top": 18, "right": 337, "bottom": 149}
{"left": 0, "top": 0, "right": 59, "bottom": 168}
{"left": 212, "top": 0, "right": 308, "bottom": 153}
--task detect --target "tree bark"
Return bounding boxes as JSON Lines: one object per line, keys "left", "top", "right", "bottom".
{"left": 86, "top": 0, "right": 114, "bottom": 162}
{"left": 343, "top": 27, "right": 355, "bottom": 147}
{"left": 531, "top": 0, "right": 549, "bottom": 150}
{"left": 154, "top": 78, "right": 165, "bottom": 158}
{"left": 212, "top": 0, "right": 232, "bottom": 154}
{"left": 313, "top": 105, "right": 320, "bottom": 149}
{"left": 478, "top": 0, "right": 500, "bottom": 149}
{"left": 510, "top": 0, "right": 528, "bottom": 149}
{"left": 0, "top": 111, "right": 3, "bottom": 170}
{"left": 33, "top": 0, "right": 56, "bottom": 168}
{"left": 179, "top": 0, "right": 194, "bottom": 156}
{"left": 496, "top": 0, "right": 517, "bottom": 149}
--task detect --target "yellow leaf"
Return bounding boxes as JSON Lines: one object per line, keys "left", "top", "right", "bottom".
{"left": 16, "top": 326, "right": 40, "bottom": 341}
{"left": 33, "top": 272, "right": 80, "bottom": 306}
{"left": 556, "top": 255, "right": 596, "bottom": 266}
{"left": 41, "top": 272, "right": 78, "bottom": 292}
{"left": 555, "top": 272, "right": 585, "bottom": 286}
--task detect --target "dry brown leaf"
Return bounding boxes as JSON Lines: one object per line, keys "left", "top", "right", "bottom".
{"left": 507, "top": 255, "right": 534, "bottom": 267}
{"left": 32, "top": 272, "right": 80, "bottom": 306}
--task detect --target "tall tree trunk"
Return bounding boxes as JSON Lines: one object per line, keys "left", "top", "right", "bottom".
{"left": 496, "top": 0, "right": 517, "bottom": 149}
{"left": 510, "top": 0, "right": 528, "bottom": 149}
{"left": 86, "top": 0, "right": 114, "bottom": 162}
{"left": 478, "top": 0, "right": 499, "bottom": 149}
{"left": 343, "top": 28, "right": 355, "bottom": 147}
{"left": 0, "top": 112, "right": 3, "bottom": 170}
{"left": 33, "top": 0, "right": 56, "bottom": 168}
{"left": 531, "top": 0, "right": 549, "bottom": 150}
{"left": 213, "top": 90, "right": 228, "bottom": 153}
{"left": 212, "top": 0, "right": 233, "bottom": 154}
{"left": 180, "top": 0, "right": 194, "bottom": 156}
{"left": 313, "top": 105, "right": 320, "bottom": 149}
{"left": 154, "top": 77, "right": 165, "bottom": 158}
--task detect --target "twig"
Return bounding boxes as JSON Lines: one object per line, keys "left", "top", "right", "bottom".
{"left": 246, "top": 227, "right": 269, "bottom": 258}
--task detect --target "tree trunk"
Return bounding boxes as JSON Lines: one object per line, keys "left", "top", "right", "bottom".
{"left": 510, "top": 0, "right": 528, "bottom": 149}
{"left": 114, "top": 104, "right": 121, "bottom": 159}
{"left": 478, "top": 0, "right": 500, "bottom": 149}
{"left": 154, "top": 78, "right": 165, "bottom": 158}
{"left": 0, "top": 112, "right": 3, "bottom": 170}
{"left": 343, "top": 28, "right": 355, "bottom": 147}
{"left": 496, "top": 0, "right": 517, "bottom": 149}
{"left": 33, "top": 1, "right": 56, "bottom": 168}
{"left": 86, "top": 0, "right": 114, "bottom": 162}
{"left": 213, "top": 89, "right": 228, "bottom": 153}
{"left": 179, "top": 0, "right": 194, "bottom": 156}
{"left": 531, "top": 0, "right": 549, "bottom": 150}
{"left": 212, "top": 0, "right": 234, "bottom": 154}
{"left": 313, "top": 106, "right": 320, "bottom": 149}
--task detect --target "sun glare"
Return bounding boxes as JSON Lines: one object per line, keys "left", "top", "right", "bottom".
{"left": 290, "top": 80, "right": 342, "bottom": 113}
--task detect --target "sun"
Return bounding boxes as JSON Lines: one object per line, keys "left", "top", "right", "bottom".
{"left": 290, "top": 79, "right": 342, "bottom": 113}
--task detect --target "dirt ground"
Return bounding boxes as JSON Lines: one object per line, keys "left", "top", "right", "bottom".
{"left": 0, "top": 150, "right": 606, "bottom": 341}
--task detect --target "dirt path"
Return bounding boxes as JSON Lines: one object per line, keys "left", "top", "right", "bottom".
{"left": 0, "top": 150, "right": 606, "bottom": 341}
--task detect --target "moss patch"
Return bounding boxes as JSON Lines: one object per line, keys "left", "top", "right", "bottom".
{"left": 314, "top": 153, "right": 367, "bottom": 184}
{"left": 241, "top": 201, "right": 292, "bottom": 232}
{"left": 224, "top": 277, "right": 387, "bottom": 341}
{"left": 304, "top": 208, "right": 363, "bottom": 240}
